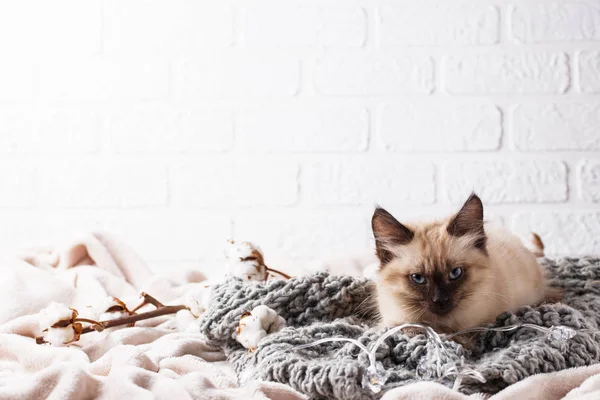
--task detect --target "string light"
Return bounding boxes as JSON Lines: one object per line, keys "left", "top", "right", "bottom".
{"left": 290, "top": 323, "right": 578, "bottom": 393}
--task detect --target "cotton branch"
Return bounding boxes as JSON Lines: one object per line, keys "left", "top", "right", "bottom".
{"left": 36, "top": 293, "right": 188, "bottom": 345}
{"left": 265, "top": 266, "right": 292, "bottom": 280}
{"left": 79, "top": 304, "right": 187, "bottom": 334}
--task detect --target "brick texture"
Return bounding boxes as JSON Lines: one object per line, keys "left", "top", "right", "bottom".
{"left": 444, "top": 53, "right": 570, "bottom": 94}
{"left": 315, "top": 55, "right": 434, "bottom": 95}
{"left": 39, "top": 162, "right": 168, "bottom": 207}
{"left": 174, "top": 56, "right": 300, "bottom": 98}
{"left": 579, "top": 161, "right": 600, "bottom": 203}
{"left": 578, "top": 52, "right": 600, "bottom": 93}
{"left": 510, "top": 3, "right": 600, "bottom": 43}
{"left": 171, "top": 161, "right": 299, "bottom": 207}
{"left": 104, "top": 0, "right": 233, "bottom": 53}
{"left": 381, "top": 104, "right": 502, "bottom": 151}
{"left": 244, "top": 5, "right": 366, "bottom": 47}
{"left": 0, "top": 0, "right": 598, "bottom": 269}
{"left": 0, "top": 108, "right": 101, "bottom": 153}
{"left": 512, "top": 212, "right": 600, "bottom": 255}
{"left": 235, "top": 211, "right": 371, "bottom": 260}
{"left": 512, "top": 103, "right": 600, "bottom": 151}
{"left": 110, "top": 106, "right": 233, "bottom": 153}
{"left": 238, "top": 107, "right": 368, "bottom": 152}
{"left": 442, "top": 161, "right": 567, "bottom": 204}
{"left": 309, "top": 160, "right": 435, "bottom": 205}
{"left": 379, "top": 5, "right": 499, "bottom": 46}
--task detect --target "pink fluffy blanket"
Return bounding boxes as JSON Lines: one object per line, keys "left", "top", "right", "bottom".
{"left": 1, "top": 232, "right": 599, "bottom": 400}
{"left": 0, "top": 232, "right": 302, "bottom": 399}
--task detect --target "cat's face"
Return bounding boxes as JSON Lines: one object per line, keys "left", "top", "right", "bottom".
{"left": 372, "top": 194, "right": 491, "bottom": 331}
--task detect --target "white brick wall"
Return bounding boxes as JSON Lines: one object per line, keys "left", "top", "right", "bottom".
{"left": 509, "top": 3, "right": 600, "bottom": 43}
{"left": 379, "top": 5, "right": 500, "bottom": 46}
{"left": 380, "top": 104, "right": 502, "bottom": 151}
{"left": 315, "top": 55, "right": 435, "bottom": 95}
{"left": 579, "top": 51, "right": 600, "bottom": 93}
{"left": 444, "top": 53, "right": 570, "bottom": 94}
{"left": 244, "top": 5, "right": 366, "bottom": 48}
{"left": 0, "top": 1, "right": 598, "bottom": 278}
{"left": 442, "top": 161, "right": 568, "bottom": 204}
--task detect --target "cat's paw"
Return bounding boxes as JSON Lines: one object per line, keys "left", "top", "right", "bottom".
{"left": 401, "top": 327, "right": 426, "bottom": 338}
{"left": 543, "top": 286, "right": 564, "bottom": 304}
{"left": 448, "top": 333, "right": 477, "bottom": 350}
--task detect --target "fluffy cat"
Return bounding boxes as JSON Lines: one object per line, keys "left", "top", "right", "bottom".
{"left": 372, "top": 193, "right": 559, "bottom": 334}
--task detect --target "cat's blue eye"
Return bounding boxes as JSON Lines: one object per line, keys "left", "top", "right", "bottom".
{"left": 449, "top": 267, "right": 463, "bottom": 280}
{"left": 410, "top": 274, "right": 426, "bottom": 284}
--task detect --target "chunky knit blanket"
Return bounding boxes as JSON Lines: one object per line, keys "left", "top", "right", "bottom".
{"left": 199, "top": 257, "right": 600, "bottom": 399}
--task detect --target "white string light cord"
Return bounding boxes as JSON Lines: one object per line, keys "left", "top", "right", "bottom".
{"left": 292, "top": 323, "right": 578, "bottom": 393}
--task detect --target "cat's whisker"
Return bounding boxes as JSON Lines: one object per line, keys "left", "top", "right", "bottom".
{"left": 402, "top": 306, "right": 423, "bottom": 322}
{"left": 355, "top": 293, "right": 374, "bottom": 314}
{"left": 355, "top": 295, "right": 383, "bottom": 320}
{"left": 355, "top": 305, "right": 377, "bottom": 319}
{"left": 406, "top": 309, "right": 420, "bottom": 318}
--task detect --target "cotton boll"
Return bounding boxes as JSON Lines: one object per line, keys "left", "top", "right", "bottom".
{"left": 184, "top": 285, "right": 213, "bottom": 317}
{"left": 236, "top": 314, "right": 267, "bottom": 350}
{"left": 93, "top": 297, "right": 128, "bottom": 315}
{"left": 267, "top": 316, "right": 286, "bottom": 334}
{"left": 77, "top": 305, "right": 99, "bottom": 322}
{"left": 239, "top": 314, "right": 263, "bottom": 332}
{"left": 228, "top": 261, "right": 266, "bottom": 281}
{"left": 250, "top": 305, "right": 286, "bottom": 332}
{"left": 99, "top": 310, "right": 129, "bottom": 322}
{"left": 42, "top": 326, "right": 76, "bottom": 346}
{"left": 225, "top": 240, "right": 267, "bottom": 282}
{"left": 89, "top": 297, "right": 130, "bottom": 332}
{"left": 237, "top": 328, "right": 267, "bottom": 350}
{"left": 91, "top": 297, "right": 129, "bottom": 321}
{"left": 235, "top": 306, "right": 286, "bottom": 350}
{"left": 39, "top": 302, "right": 75, "bottom": 331}
{"left": 38, "top": 302, "right": 79, "bottom": 346}
{"left": 224, "top": 240, "right": 262, "bottom": 261}
{"left": 77, "top": 301, "right": 125, "bottom": 334}
{"left": 251, "top": 305, "right": 277, "bottom": 327}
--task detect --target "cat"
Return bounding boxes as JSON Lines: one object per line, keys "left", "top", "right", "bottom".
{"left": 371, "top": 193, "right": 560, "bottom": 335}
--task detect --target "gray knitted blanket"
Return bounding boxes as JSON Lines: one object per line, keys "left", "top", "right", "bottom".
{"left": 199, "top": 257, "right": 600, "bottom": 399}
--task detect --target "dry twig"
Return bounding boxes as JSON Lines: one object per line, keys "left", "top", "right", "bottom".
{"left": 265, "top": 266, "right": 292, "bottom": 280}
{"left": 36, "top": 293, "right": 188, "bottom": 345}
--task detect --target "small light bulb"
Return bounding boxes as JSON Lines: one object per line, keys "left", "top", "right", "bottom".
{"left": 362, "top": 363, "right": 389, "bottom": 393}
{"left": 547, "top": 325, "right": 577, "bottom": 341}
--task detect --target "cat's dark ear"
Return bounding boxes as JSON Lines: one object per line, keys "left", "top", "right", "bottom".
{"left": 447, "top": 193, "right": 486, "bottom": 250}
{"left": 372, "top": 207, "right": 414, "bottom": 264}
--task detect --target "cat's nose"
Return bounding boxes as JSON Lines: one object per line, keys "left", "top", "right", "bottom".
{"left": 432, "top": 288, "right": 449, "bottom": 304}
{"left": 431, "top": 289, "right": 452, "bottom": 315}
{"left": 431, "top": 299, "right": 452, "bottom": 315}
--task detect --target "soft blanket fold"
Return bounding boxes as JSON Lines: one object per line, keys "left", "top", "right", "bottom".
{"left": 4, "top": 233, "right": 600, "bottom": 400}
{"left": 0, "top": 232, "right": 306, "bottom": 400}
{"left": 200, "top": 257, "right": 600, "bottom": 400}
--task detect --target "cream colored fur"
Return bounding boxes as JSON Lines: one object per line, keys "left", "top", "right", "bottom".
{"left": 375, "top": 220, "right": 549, "bottom": 332}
